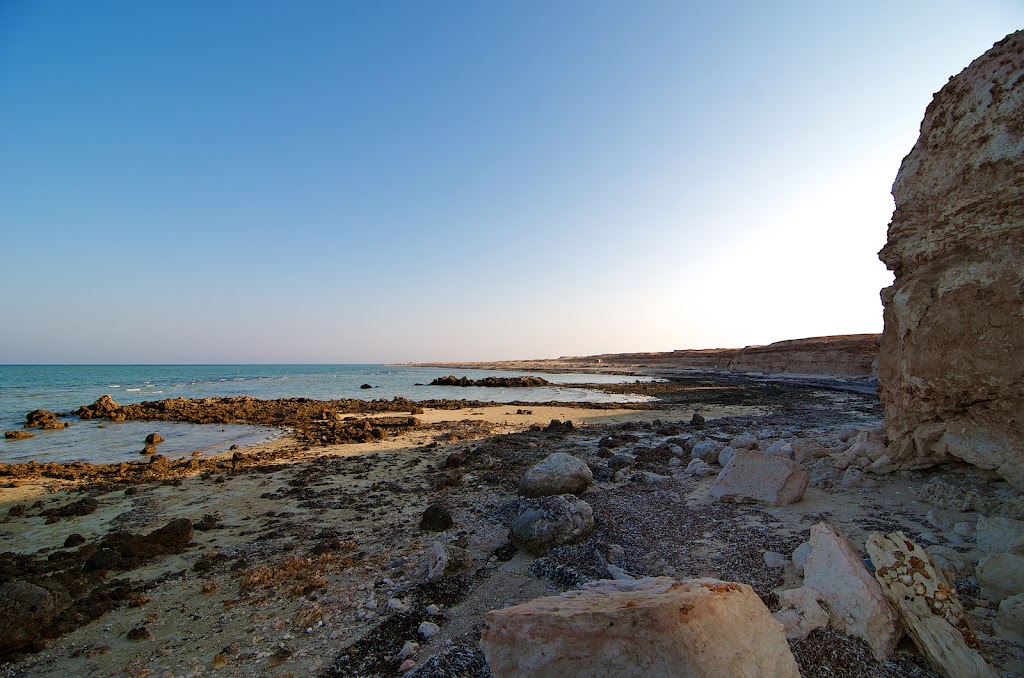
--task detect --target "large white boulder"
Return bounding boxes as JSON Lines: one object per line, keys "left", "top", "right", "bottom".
{"left": 482, "top": 577, "right": 799, "bottom": 678}
{"left": 976, "top": 515, "right": 1024, "bottom": 554}
{"left": 710, "top": 450, "right": 809, "bottom": 506}
{"left": 803, "top": 523, "right": 902, "bottom": 660}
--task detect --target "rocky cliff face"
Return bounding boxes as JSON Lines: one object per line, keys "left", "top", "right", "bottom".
{"left": 878, "top": 31, "right": 1024, "bottom": 489}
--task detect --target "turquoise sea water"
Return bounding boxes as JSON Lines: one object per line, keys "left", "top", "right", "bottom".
{"left": 0, "top": 365, "right": 652, "bottom": 464}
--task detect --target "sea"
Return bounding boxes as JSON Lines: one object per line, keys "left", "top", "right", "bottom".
{"left": 0, "top": 365, "right": 654, "bottom": 465}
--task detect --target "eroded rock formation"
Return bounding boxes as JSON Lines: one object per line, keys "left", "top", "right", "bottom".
{"left": 878, "top": 31, "right": 1024, "bottom": 488}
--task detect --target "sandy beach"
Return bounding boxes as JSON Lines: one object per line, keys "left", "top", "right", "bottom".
{"left": 1, "top": 367, "right": 1021, "bottom": 678}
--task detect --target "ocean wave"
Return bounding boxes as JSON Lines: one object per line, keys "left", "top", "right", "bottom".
{"left": 126, "top": 388, "right": 141, "bottom": 392}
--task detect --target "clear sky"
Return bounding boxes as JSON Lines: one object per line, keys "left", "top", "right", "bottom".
{"left": 1, "top": 1, "right": 1020, "bottom": 363}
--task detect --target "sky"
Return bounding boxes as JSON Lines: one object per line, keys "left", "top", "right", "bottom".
{"left": 1, "top": 1, "right": 1021, "bottom": 363}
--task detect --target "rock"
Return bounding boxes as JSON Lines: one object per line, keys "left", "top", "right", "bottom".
{"left": 792, "top": 541, "right": 811, "bottom": 576}
{"left": 792, "top": 439, "right": 828, "bottom": 463}
{"left": 126, "top": 626, "right": 151, "bottom": 641}
{"left": 684, "top": 459, "right": 716, "bottom": 477}
{"left": 429, "top": 375, "right": 549, "bottom": 387}
{"left": 877, "top": 31, "right": 1024, "bottom": 489}
{"left": 74, "top": 395, "right": 122, "bottom": 420}
{"left": 667, "top": 457, "right": 682, "bottom": 468}
{"left": 4, "top": 430, "right": 34, "bottom": 440}
{"left": 762, "top": 440, "right": 794, "bottom": 459}
{"left": 0, "top": 581, "right": 61, "bottom": 654}
{"left": 977, "top": 515, "right": 1024, "bottom": 554}
{"left": 426, "top": 542, "right": 473, "bottom": 580}
{"left": 144, "top": 433, "right": 164, "bottom": 445}
{"left": 717, "top": 446, "right": 736, "bottom": 467}
{"left": 420, "top": 504, "right": 454, "bottom": 532}
{"left": 803, "top": 523, "right": 902, "bottom": 660}
{"left": 398, "top": 659, "right": 417, "bottom": 672}
{"left": 710, "top": 450, "right": 809, "bottom": 507}
{"left": 867, "top": 531, "right": 997, "bottom": 678}
{"left": 397, "top": 640, "right": 419, "bottom": 659}
{"left": 607, "top": 453, "right": 635, "bottom": 472}
{"left": 838, "top": 426, "right": 859, "bottom": 442}
{"left": 444, "top": 452, "right": 464, "bottom": 468}
{"left": 40, "top": 496, "right": 98, "bottom": 519}
{"left": 509, "top": 495, "right": 594, "bottom": 555}
{"left": 729, "top": 433, "right": 759, "bottom": 450}
{"left": 418, "top": 621, "right": 440, "bottom": 640}
{"left": 690, "top": 440, "right": 721, "bottom": 464}
{"left": 359, "top": 383, "right": 373, "bottom": 389}
{"left": 63, "top": 533, "right": 86, "bottom": 548}
{"left": 140, "top": 444, "right": 157, "bottom": 455}
{"left": 606, "top": 564, "right": 634, "bottom": 580}
{"left": 519, "top": 453, "right": 593, "bottom": 498}
{"left": 976, "top": 553, "right": 1024, "bottom": 603}
{"left": 481, "top": 577, "right": 799, "bottom": 678}
{"left": 146, "top": 518, "right": 193, "bottom": 549}
{"left": 995, "top": 594, "right": 1024, "bottom": 644}
{"left": 25, "top": 409, "right": 67, "bottom": 430}
{"left": 763, "top": 551, "right": 788, "bottom": 568}
{"left": 773, "top": 586, "right": 829, "bottom": 640}
{"left": 388, "top": 598, "right": 410, "bottom": 612}
{"left": 689, "top": 411, "right": 704, "bottom": 426}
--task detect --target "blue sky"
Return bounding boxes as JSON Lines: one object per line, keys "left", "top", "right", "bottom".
{"left": 1, "top": 1, "right": 1021, "bottom": 363}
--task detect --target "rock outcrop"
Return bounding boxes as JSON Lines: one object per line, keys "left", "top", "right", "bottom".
{"left": 877, "top": 31, "right": 1024, "bottom": 489}
{"left": 481, "top": 577, "right": 800, "bottom": 678}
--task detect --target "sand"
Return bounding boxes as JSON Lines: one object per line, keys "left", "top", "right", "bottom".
{"left": 1, "top": 377, "right": 1021, "bottom": 677}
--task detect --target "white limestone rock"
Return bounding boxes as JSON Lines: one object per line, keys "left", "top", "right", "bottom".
{"left": 482, "top": 577, "right": 799, "bottom": 678}
{"left": 710, "top": 450, "right": 809, "bottom": 507}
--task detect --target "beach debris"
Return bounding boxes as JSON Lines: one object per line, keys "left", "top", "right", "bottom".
{"left": 777, "top": 523, "right": 901, "bottom": 660}
{"left": 866, "top": 531, "right": 998, "bottom": 678}
{"left": 482, "top": 577, "right": 799, "bottom": 678}
{"left": 710, "top": 450, "right": 809, "bottom": 507}
{"left": 509, "top": 494, "right": 594, "bottom": 555}
{"left": 419, "top": 503, "right": 454, "bottom": 532}
{"left": 519, "top": 452, "right": 593, "bottom": 498}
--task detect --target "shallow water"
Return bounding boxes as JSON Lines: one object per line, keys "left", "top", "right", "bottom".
{"left": 0, "top": 364, "right": 654, "bottom": 464}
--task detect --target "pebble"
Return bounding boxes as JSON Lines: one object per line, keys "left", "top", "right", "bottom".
{"left": 397, "top": 640, "right": 419, "bottom": 660}
{"left": 418, "top": 621, "right": 441, "bottom": 639}
{"left": 426, "top": 604, "right": 442, "bottom": 616}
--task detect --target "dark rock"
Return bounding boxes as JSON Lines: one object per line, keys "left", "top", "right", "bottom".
{"left": 608, "top": 454, "right": 636, "bottom": 472}
{"left": 429, "top": 375, "right": 550, "bottom": 388}
{"left": 360, "top": 384, "right": 373, "bottom": 389}
{"left": 8, "top": 504, "right": 27, "bottom": 518}
{"left": 445, "top": 452, "right": 465, "bottom": 468}
{"left": 420, "top": 504, "right": 454, "bottom": 532}
{"left": 63, "top": 533, "right": 86, "bottom": 548}
{"left": 144, "top": 433, "right": 164, "bottom": 445}
{"left": 4, "top": 430, "right": 34, "bottom": 440}
{"left": 140, "top": 444, "right": 157, "bottom": 455}
{"left": 691, "top": 411, "right": 706, "bottom": 426}
{"left": 0, "top": 581, "right": 60, "bottom": 654}
{"left": 24, "top": 409, "right": 67, "bottom": 430}
{"left": 126, "top": 626, "right": 151, "bottom": 641}
{"left": 509, "top": 495, "right": 594, "bottom": 555}
{"left": 544, "top": 419, "right": 575, "bottom": 433}
{"left": 193, "top": 514, "right": 220, "bottom": 531}
{"left": 41, "top": 496, "right": 98, "bottom": 519}
{"left": 74, "top": 395, "right": 122, "bottom": 420}
{"left": 146, "top": 518, "right": 194, "bottom": 548}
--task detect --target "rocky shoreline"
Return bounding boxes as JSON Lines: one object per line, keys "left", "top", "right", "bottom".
{"left": 0, "top": 371, "right": 1021, "bottom": 677}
